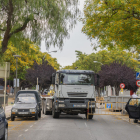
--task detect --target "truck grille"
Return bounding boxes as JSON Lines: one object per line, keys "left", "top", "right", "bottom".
{"left": 18, "top": 109, "right": 29, "bottom": 112}
{"left": 67, "top": 92, "right": 87, "bottom": 97}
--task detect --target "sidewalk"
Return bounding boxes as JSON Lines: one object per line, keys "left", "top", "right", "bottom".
{"left": 5, "top": 94, "right": 14, "bottom": 119}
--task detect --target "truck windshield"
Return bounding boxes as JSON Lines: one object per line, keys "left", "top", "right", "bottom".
{"left": 60, "top": 73, "right": 94, "bottom": 85}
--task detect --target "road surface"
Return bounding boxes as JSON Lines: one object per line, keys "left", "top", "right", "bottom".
{"left": 8, "top": 113, "right": 140, "bottom": 140}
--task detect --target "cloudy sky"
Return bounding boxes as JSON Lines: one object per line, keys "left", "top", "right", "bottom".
{"left": 41, "top": 0, "right": 98, "bottom": 67}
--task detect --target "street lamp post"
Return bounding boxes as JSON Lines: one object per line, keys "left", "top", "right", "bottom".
{"left": 13, "top": 55, "right": 21, "bottom": 96}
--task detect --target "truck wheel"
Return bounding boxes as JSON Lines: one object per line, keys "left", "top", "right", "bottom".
{"left": 85, "top": 113, "right": 93, "bottom": 119}
{"left": 45, "top": 111, "right": 50, "bottom": 115}
{"left": 11, "top": 115, "right": 15, "bottom": 121}
{"left": 38, "top": 111, "right": 41, "bottom": 118}
{"left": 35, "top": 113, "right": 38, "bottom": 120}
{"left": 52, "top": 102, "right": 59, "bottom": 118}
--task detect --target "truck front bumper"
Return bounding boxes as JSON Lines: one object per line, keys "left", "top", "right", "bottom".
{"left": 55, "top": 98, "right": 95, "bottom": 109}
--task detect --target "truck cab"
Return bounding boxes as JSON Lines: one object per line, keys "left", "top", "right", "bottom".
{"left": 51, "top": 69, "right": 99, "bottom": 119}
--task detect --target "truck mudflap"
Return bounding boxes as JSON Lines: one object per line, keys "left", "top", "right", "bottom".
{"left": 125, "top": 98, "right": 140, "bottom": 119}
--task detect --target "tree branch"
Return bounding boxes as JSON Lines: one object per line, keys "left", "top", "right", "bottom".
{"left": 9, "top": 18, "right": 31, "bottom": 37}
{"left": 0, "top": 28, "right": 6, "bottom": 31}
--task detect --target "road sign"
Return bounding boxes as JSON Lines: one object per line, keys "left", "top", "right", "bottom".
{"left": 13, "top": 78, "right": 19, "bottom": 87}
{"left": 136, "top": 80, "right": 140, "bottom": 87}
{"left": 136, "top": 72, "right": 140, "bottom": 79}
{"left": 121, "top": 88, "right": 123, "bottom": 94}
{"left": 120, "top": 83, "right": 125, "bottom": 89}
{"left": 105, "top": 103, "right": 112, "bottom": 109}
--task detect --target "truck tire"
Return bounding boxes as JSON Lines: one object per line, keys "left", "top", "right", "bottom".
{"left": 35, "top": 113, "right": 38, "bottom": 120}
{"left": 11, "top": 115, "right": 15, "bottom": 121}
{"left": 52, "top": 102, "right": 59, "bottom": 118}
{"left": 85, "top": 113, "right": 93, "bottom": 119}
{"left": 38, "top": 111, "right": 41, "bottom": 118}
{"left": 45, "top": 111, "right": 50, "bottom": 115}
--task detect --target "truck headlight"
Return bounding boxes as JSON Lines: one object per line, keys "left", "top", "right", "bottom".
{"left": 30, "top": 108, "right": 36, "bottom": 112}
{"left": 12, "top": 108, "right": 18, "bottom": 112}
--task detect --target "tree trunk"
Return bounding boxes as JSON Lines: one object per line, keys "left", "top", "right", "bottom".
{"left": 115, "top": 85, "right": 120, "bottom": 96}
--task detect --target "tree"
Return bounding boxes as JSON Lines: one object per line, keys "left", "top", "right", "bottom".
{"left": 25, "top": 60, "right": 56, "bottom": 90}
{"left": 3, "top": 41, "right": 60, "bottom": 88}
{"left": 99, "top": 62, "right": 137, "bottom": 96}
{"left": 0, "top": 0, "right": 79, "bottom": 56}
{"left": 64, "top": 48, "right": 140, "bottom": 72}
{"left": 82, "top": 0, "right": 140, "bottom": 51}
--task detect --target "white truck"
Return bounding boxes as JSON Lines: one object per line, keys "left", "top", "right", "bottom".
{"left": 42, "top": 69, "right": 99, "bottom": 119}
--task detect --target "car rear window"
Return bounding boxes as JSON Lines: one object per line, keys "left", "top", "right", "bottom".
{"left": 129, "top": 98, "right": 140, "bottom": 106}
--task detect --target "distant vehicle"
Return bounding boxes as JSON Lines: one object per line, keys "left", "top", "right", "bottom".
{"left": 125, "top": 98, "right": 140, "bottom": 123}
{"left": 11, "top": 90, "right": 42, "bottom": 121}
{"left": 0, "top": 104, "right": 8, "bottom": 140}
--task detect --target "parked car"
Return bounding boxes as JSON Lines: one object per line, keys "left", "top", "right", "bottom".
{"left": 0, "top": 104, "right": 8, "bottom": 140}
{"left": 11, "top": 90, "right": 42, "bottom": 121}
{"left": 125, "top": 98, "right": 140, "bottom": 123}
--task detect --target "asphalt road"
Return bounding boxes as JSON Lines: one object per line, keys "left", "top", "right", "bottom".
{"left": 8, "top": 113, "right": 140, "bottom": 140}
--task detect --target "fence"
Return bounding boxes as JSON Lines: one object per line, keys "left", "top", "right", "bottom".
{"left": 87, "top": 101, "right": 127, "bottom": 120}
{"left": 0, "top": 95, "right": 8, "bottom": 105}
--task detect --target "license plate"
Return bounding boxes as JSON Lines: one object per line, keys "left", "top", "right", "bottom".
{"left": 18, "top": 112, "right": 28, "bottom": 114}
{"left": 73, "top": 104, "right": 86, "bottom": 107}
{"left": 59, "top": 104, "right": 65, "bottom": 107}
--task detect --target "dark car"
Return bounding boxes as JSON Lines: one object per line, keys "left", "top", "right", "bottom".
{"left": 11, "top": 90, "right": 42, "bottom": 121}
{"left": 0, "top": 104, "right": 8, "bottom": 140}
{"left": 125, "top": 98, "right": 140, "bottom": 123}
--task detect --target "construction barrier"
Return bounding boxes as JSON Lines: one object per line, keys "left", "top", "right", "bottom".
{"left": 87, "top": 101, "right": 127, "bottom": 120}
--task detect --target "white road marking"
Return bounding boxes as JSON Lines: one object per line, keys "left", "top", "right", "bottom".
{"left": 30, "top": 125, "right": 33, "bottom": 127}
{"left": 25, "top": 129, "right": 28, "bottom": 132}
{"left": 18, "top": 135, "right": 22, "bottom": 137}
{"left": 85, "top": 122, "right": 87, "bottom": 127}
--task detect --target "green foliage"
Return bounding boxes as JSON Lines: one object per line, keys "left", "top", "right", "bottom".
{"left": 82, "top": 0, "right": 140, "bottom": 51}
{"left": 0, "top": 0, "right": 79, "bottom": 56}
{"left": 64, "top": 48, "right": 140, "bottom": 73}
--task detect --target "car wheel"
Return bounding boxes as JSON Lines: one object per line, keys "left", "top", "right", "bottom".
{"left": 38, "top": 111, "right": 41, "bottom": 118}
{"left": 52, "top": 102, "right": 59, "bottom": 118}
{"left": 35, "top": 113, "right": 38, "bottom": 120}
{"left": 2, "top": 127, "right": 8, "bottom": 140}
{"left": 11, "top": 115, "right": 15, "bottom": 121}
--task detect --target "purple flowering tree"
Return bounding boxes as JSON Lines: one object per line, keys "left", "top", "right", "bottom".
{"left": 99, "top": 62, "right": 137, "bottom": 96}
{"left": 25, "top": 60, "right": 56, "bottom": 90}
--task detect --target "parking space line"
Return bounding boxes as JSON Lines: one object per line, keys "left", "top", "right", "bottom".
{"left": 25, "top": 129, "right": 28, "bottom": 132}
{"left": 85, "top": 122, "right": 87, "bottom": 127}
{"left": 30, "top": 125, "right": 33, "bottom": 127}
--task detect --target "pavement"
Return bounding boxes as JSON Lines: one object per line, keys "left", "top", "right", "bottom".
{"left": 5, "top": 94, "right": 14, "bottom": 119}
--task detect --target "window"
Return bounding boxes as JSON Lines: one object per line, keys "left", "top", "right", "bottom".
{"left": 60, "top": 73, "right": 94, "bottom": 85}
{"left": 16, "top": 94, "right": 37, "bottom": 103}
{"left": 129, "top": 99, "right": 140, "bottom": 106}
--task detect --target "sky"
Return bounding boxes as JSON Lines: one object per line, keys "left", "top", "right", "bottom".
{"left": 41, "top": 0, "right": 98, "bottom": 68}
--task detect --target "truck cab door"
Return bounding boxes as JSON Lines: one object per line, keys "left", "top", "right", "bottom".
{"left": 125, "top": 98, "right": 140, "bottom": 119}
